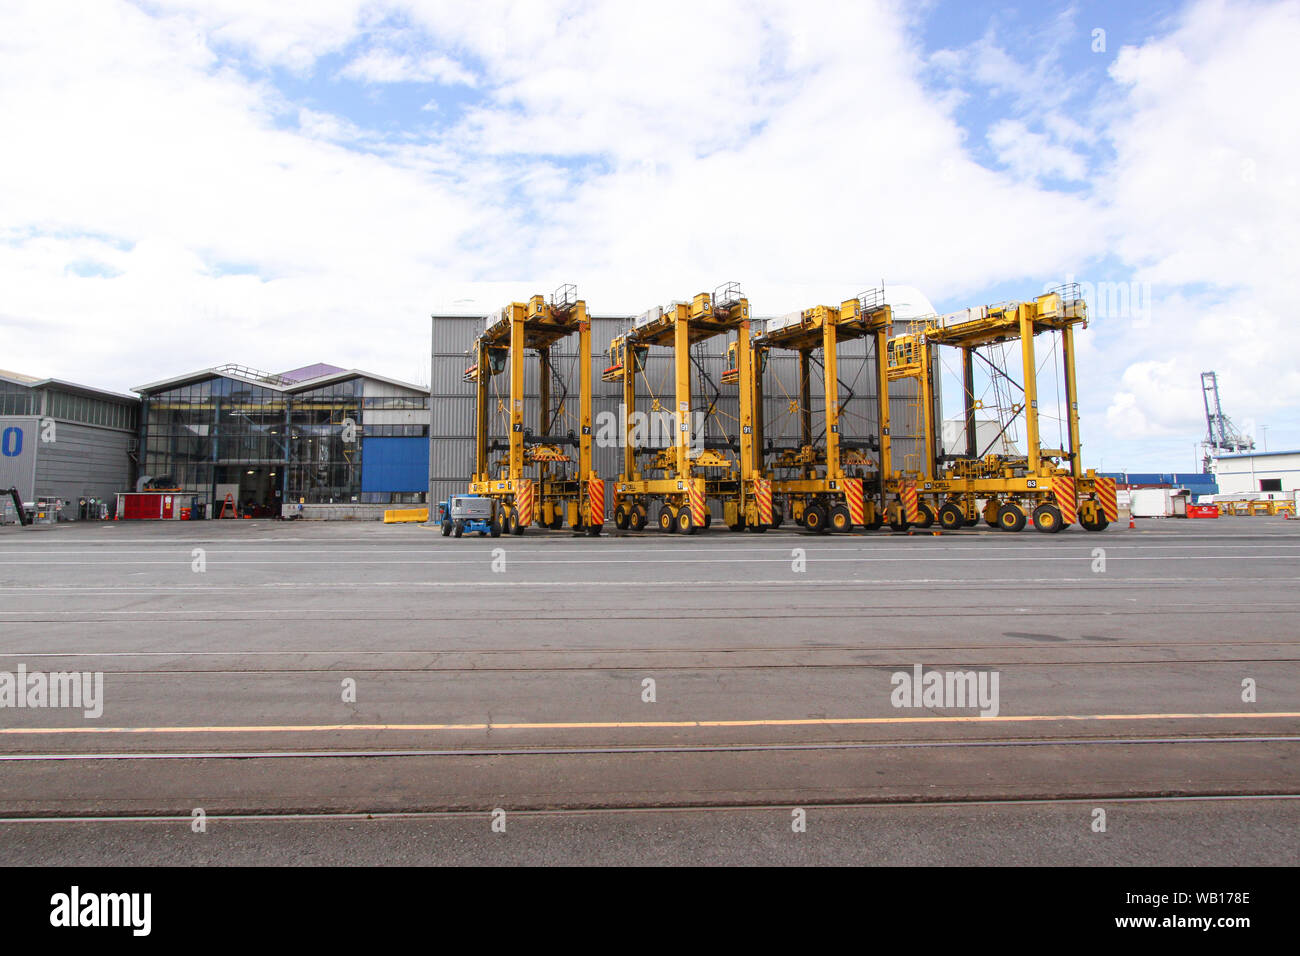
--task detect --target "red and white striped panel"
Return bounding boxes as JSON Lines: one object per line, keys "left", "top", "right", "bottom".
{"left": 515, "top": 479, "right": 534, "bottom": 526}
{"left": 1095, "top": 477, "right": 1118, "bottom": 522}
{"left": 754, "top": 478, "right": 773, "bottom": 525}
{"left": 688, "top": 482, "right": 707, "bottom": 527}
{"left": 1052, "top": 476, "right": 1077, "bottom": 525}
{"left": 588, "top": 477, "right": 605, "bottom": 526}
{"left": 901, "top": 480, "right": 920, "bottom": 522}
{"left": 843, "top": 478, "right": 864, "bottom": 525}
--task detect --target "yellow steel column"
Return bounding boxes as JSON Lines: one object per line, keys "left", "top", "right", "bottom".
{"left": 474, "top": 338, "right": 489, "bottom": 480}
{"left": 919, "top": 333, "right": 936, "bottom": 480}
{"left": 962, "top": 347, "right": 977, "bottom": 459}
{"left": 798, "top": 349, "right": 812, "bottom": 452}
{"left": 1062, "top": 323, "right": 1081, "bottom": 478}
{"left": 822, "top": 311, "right": 841, "bottom": 479}
{"left": 875, "top": 327, "right": 893, "bottom": 477}
{"left": 539, "top": 346, "right": 550, "bottom": 439}
{"left": 622, "top": 343, "right": 636, "bottom": 480}
{"left": 1018, "top": 304, "right": 1041, "bottom": 473}
{"left": 752, "top": 343, "right": 765, "bottom": 474}
{"left": 538, "top": 345, "right": 550, "bottom": 491}
{"left": 674, "top": 315, "right": 692, "bottom": 479}
{"left": 577, "top": 303, "right": 592, "bottom": 482}
{"left": 509, "top": 304, "right": 525, "bottom": 480}
{"left": 737, "top": 307, "right": 755, "bottom": 480}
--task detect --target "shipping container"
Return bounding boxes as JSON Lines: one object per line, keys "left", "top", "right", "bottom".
{"left": 1130, "top": 488, "right": 1174, "bottom": 517}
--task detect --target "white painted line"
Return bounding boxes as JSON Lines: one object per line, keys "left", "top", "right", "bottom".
{"left": 0, "top": 576, "right": 1299, "bottom": 596}
{"left": 5, "top": 542, "right": 1300, "bottom": 556}
{"left": 5, "top": 553, "right": 1300, "bottom": 568}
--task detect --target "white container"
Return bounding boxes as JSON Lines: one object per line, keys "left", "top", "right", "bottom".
{"left": 635, "top": 306, "right": 663, "bottom": 328}
{"left": 1130, "top": 488, "right": 1173, "bottom": 517}
{"left": 765, "top": 311, "right": 802, "bottom": 335}
{"left": 939, "top": 306, "right": 983, "bottom": 328}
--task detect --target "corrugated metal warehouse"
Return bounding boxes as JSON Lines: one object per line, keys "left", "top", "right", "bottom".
{"left": 428, "top": 287, "right": 941, "bottom": 514}
{"left": 0, "top": 370, "right": 140, "bottom": 521}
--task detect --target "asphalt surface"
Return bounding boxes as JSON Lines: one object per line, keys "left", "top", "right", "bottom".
{"left": 1, "top": 798, "right": 1295, "bottom": 866}
{"left": 0, "top": 516, "right": 1297, "bottom": 864}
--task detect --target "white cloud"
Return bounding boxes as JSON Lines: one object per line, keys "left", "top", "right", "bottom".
{"left": 1, "top": 0, "right": 1111, "bottom": 396}
{"left": 1090, "top": 0, "right": 1300, "bottom": 450}
{"left": 987, "top": 118, "right": 1089, "bottom": 182}
{"left": 0, "top": 0, "right": 1296, "bottom": 472}
{"left": 1105, "top": 0, "right": 1300, "bottom": 291}
{"left": 339, "top": 50, "right": 477, "bottom": 86}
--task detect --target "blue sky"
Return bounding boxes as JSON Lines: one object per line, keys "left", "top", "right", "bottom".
{"left": 1, "top": 0, "right": 1296, "bottom": 471}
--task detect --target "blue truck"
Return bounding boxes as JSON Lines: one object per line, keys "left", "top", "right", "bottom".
{"left": 438, "top": 494, "right": 502, "bottom": 538}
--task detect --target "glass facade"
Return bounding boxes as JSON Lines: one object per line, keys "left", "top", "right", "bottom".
{"left": 143, "top": 378, "right": 287, "bottom": 513}
{"left": 288, "top": 380, "right": 361, "bottom": 503}
{"left": 141, "top": 373, "right": 429, "bottom": 511}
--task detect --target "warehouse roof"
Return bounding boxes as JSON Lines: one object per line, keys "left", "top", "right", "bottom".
{"left": 1215, "top": 449, "right": 1300, "bottom": 461}
{"left": 0, "top": 369, "right": 139, "bottom": 403}
{"left": 133, "top": 364, "right": 427, "bottom": 396}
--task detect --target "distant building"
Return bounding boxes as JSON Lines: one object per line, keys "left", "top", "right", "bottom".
{"left": 1212, "top": 450, "right": 1300, "bottom": 496}
{"left": 0, "top": 369, "right": 140, "bottom": 519}
{"left": 1099, "top": 471, "right": 1219, "bottom": 498}
{"left": 134, "top": 363, "right": 430, "bottom": 516}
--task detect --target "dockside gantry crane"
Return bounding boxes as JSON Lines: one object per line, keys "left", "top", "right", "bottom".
{"left": 750, "top": 289, "right": 895, "bottom": 532}
{"left": 882, "top": 284, "right": 1117, "bottom": 532}
{"left": 604, "top": 282, "right": 770, "bottom": 534}
{"left": 464, "top": 284, "right": 604, "bottom": 535}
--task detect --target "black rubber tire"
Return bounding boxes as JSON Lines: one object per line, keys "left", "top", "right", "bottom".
{"left": 676, "top": 508, "right": 695, "bottom": 535}
{"left": 888, "top": 503, "right": 909, "bottom": 532}
{"left": 614, "top": 505, "right": 630, "bottom": 531}
{"left": 997, "top": 503, "right": 1027, "bottom": 532}
{"left": 441, "top": 521, "right": 452, "bottom": 537}
{"left": 489, "top": 517, "right": 501, "bottom": 538}
{"left": 804, "top": 502, "right": 829, "bottom": 534}
{"left": 1079, "top": 502, "right": 1109, "bottom": 531}
{"left": 586, "top": 521, "right": 602, "bottom": 536}
{"left": 629, "top": 507, "right": 647, "bottom": 531}
{"left": 829, "top": 503, "right": 853, "bottom": 533}
{"left": 703, "top": 511, "right": 712, "bottom": 529}
{"left": 658, "top": 506, "right": 675, "bottom": 533}
{"left": 914, "top": 503, "right": 936, "bottom": 529}
{"left": 506, "top": 511, "right": 521, "bottom": 535}
{"left": 1033, "top": 503, "right": 1064, "bottom": 533}
{"left": 771, "top": 509, "right": 784, "bottom": 529}
{"left": 938, "top": 502, "right": 965, "bottom": 531}
{"left": 452, "top": 520, "right": 463, "bottom": 538}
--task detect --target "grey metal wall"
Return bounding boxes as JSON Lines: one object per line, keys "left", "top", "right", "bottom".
{"left": 429, "top": 312, "right": 941, "bottom": 508}
{"left": 33, "top": 421, "right": 137, "bottom": 518}
{"left": 0, "top": 416, "right": 134, "bottom": 517}
{"left": 0, "top": 416, "right": 39, "bottom": 502}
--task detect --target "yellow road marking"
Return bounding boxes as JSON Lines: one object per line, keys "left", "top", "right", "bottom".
{"left": 0, "top": 712, "right": 1298, "bottom": 735}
